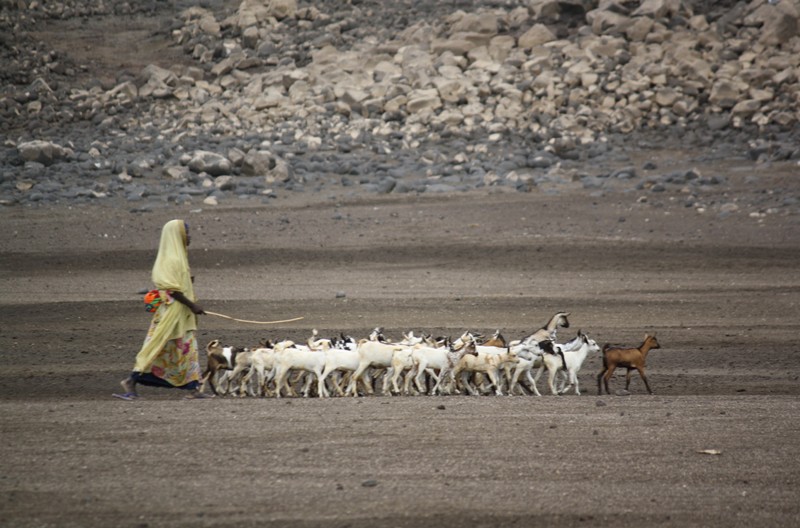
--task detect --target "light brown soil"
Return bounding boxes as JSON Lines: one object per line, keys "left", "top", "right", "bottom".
{"left": 2, "top": 164, "right": 800, "bottom": 527}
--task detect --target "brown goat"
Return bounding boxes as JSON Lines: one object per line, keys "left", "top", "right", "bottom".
{"left": 480, "top": 330, "right": 507, "bottom": 348}
{"left": 597, "top": 334, "right": 661, "bottom": 395}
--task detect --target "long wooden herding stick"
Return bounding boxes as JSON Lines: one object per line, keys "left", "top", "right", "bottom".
{"left": 204, "top": 311, "right": 304, "bottom": 325}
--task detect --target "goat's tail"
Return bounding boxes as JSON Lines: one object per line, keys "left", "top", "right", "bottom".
{"left": 558, "top": 351, "right": 567, "bottom": 371}
{"left": 599, "top": 346, "right": 609, "bottom": 370}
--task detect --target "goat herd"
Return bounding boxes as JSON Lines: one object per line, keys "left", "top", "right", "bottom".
{"left": 199, "top": 312, "right": 662, "bottom": 398}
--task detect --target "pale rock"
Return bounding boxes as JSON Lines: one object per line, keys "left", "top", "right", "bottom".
{"left": 203, "top": 195, "right": 219, "bottom": 206}
{"left": 373, "top": 60, "right": 403, "bottom": 82}
{"left": 268, "top": 0, "right": 297, "bottom": 20}
{"left": 672, "top": 99, "right": 693, "bottom": 116}
{"left": 586, "top": 9, "right": 633, "bottom": 35}
{"left": 384, "top": 95, "right": 408, "bottom": 113}
{"left": 269, "top": 157, "right": 292, "bottom": 182}
{"left": 431, "top": 32, "right": 492, "bottom": 55}
{"left": 311, "top": 45, "right": 341, "bottom": 65}
{"left": 433, "top": 77, "right": 469, "bottom": 103}
{"left": 437, "top": 64, "right": 465, "bottom": 80}
{"left": 507, "top": 6, "right": 529, "bottom": 29}
{"left": 18, "top": 140, "right": 73, "bottom": 166}
{"left": 740, "top": 67, "right": 777, "bottom": 89}
{"left": 688, "top": 14, "right": 709, "bottom": 31}
{"left": 582, "top": 35, "right": 628, "bottom": 59}
{"left": 632, "top": 0, "right": 690, "bottom": 20}
{"left": 772, "top": 68, "right": 798, "bottom": 85}
{"left": 406, "top": 89, "right": 442, "bottom": 113}
{"left": 394, "top": 45, "right": 435, "bottom": 85}
{"left": 232, "top": 0, "right": 296, "bottom": 29}
{"left": 488, "top": 35, "right": 516, "bottom": 62}
{"left": 460, "top": 102, "right": 485, "bottom": 116}
{"left": 339, "top": 88, "right": 369, "bottom": 113}
{"left": 107, "top": 81, "right": 138, "bottom": 101}
{"left": 211, "top": 57, "right": 237, "bottom": 77}
{"left": 163, "top": 166, "right": 188, "bottom": 180}
{"left": 431, "top": 36, "right": 479, "bottom": 56}
{"left": 673, "top": 56, "right": 713, "bottom": 87}
{"left": 199, "top": 14, "right": 221, "bottom": 36}
{"left": 449, "top": 11, "right": 499, "bottom": 34}
{"left": 21, "top": 100, "right": 38, "bottom": 117}
{"left": 518, "top": 23, "right": 558, "bottom": 48}
{"left": 228, "top": 148, "right": 246, "bottom": 167}
{"left": 241, "top": 150, "right": 274, "bottom": 176}
{"left": 731, "top": 99, "right": 761, "bottom": 116}
{"left": 654, "top": 87, "right": 679, "bottom": 107}
{"left": 288, "top": 80, "right": 310, "bottom": 103}
{"left": 626, "top": 16, "right": 654, "bottom": 41}
{"left": 254, "top": 87, "right": 288, "bottom": 109}
{"left": 181, "top": 7, "right": 220, "bottom": 36}
{"left": 242, "top": 26, "right": 260, "bottom": 48}
{"left": 188, "top": 151, "right": 232, "bottom": 176}
{"left": 770, "top": 111, "right": 796, "bottom": 127}
{"left": 214, "top": 175, "right": 236, "bottom": 190}
{"left": 143, "top": 64, "right": 178, "bottom": 86}
{"left": 496, "top": 98, "right": 525, "bottom": 119}
{"left": 744, "top": 0, "right": 799, "bottom": 46}
{"left": 709, "top": 79, "right": 743, "bottom": 108}
{"left": 749, "top": 88, "right": 774, "bottom": 102}
{"left": 644, "top": 24, "right": 672, "bottom": 44}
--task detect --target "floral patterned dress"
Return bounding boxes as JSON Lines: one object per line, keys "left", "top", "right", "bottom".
{"left": 139, "top": 301, "right": 202, "bottom": 388}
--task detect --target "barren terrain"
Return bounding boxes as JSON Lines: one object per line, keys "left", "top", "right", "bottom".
{"left": 2, "top": 160, "right": 800, "bottom": 527}
{"left": 1, "top": 0, "right": 800, "bottom": 526}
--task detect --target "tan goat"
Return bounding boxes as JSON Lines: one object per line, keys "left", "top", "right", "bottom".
{"left": 597, "top": 334, "right": 661, "bottom": 395}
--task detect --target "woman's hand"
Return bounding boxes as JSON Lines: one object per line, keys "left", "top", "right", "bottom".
{"left": 171, "top": 291, "right": 205, "bottom": 315}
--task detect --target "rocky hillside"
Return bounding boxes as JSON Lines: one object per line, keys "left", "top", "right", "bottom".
{"left": 1, "top": 0, "right": 798, "bottom": 207}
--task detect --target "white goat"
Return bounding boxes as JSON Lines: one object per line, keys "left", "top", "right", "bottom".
{"left": 535, "top": 331, "right": 600, "bottom": 395}
{"left": 237, "top": 346, "right": 277, "bottom": 397}
{"left": 318, "top": 346, "right": 375, "bottom": 397}
{"left": 346, "top": 339, "right": 407, "bottom": 396}
{"left": 506, "top": 340, "right": 554, "bottom": 396}
{"left": 271, "top": 341, "right": 327, "bottom": 398}
{"left": 387, "top": 332, "right": 430, "bottom": 395}
{"left": 452, "top": 344, "right": 517, "bottom": 396}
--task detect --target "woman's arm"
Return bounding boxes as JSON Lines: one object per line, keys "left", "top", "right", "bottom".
{"left": 170, "top": 291, "right": 205, "bottom": 315}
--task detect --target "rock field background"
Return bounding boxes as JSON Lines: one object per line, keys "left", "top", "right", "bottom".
{"left": 1, "top": 0, "right": 798, "bottom": 209}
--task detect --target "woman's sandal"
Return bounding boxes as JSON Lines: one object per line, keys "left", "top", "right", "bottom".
{"left": 112, "top": 392, "right": 139, "bottom": 401}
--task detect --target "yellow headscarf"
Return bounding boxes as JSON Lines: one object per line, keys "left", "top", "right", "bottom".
{"left": 134, "top": 219, "right": 198, "bottom": 373}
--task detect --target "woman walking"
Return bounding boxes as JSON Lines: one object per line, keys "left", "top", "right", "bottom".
{"left": 114, "top": 219, "right": 207, "bottom": 400}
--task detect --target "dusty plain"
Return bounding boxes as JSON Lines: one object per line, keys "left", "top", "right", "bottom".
{"left": 2, "top": 149, "right": 800, "bottom": 527}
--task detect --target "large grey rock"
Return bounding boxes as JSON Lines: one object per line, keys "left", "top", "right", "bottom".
{"left": 241, "top": 150, "right": 275, "bottom": 176}
{"left": 17, "top": 140, "right": 73, "bottom": 166}
{"left": 187, "top": 151, "right": 233, "bottom": 176}
{"left": 744, "top": 0, "right": 799, "bottom": 46}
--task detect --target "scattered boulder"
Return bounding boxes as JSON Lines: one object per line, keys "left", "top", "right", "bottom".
{"left": 17, "top": 141, "right": 73, "bottom": 166}
{"left": 187, "top": 151, "right": 233, "bottom": 177}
